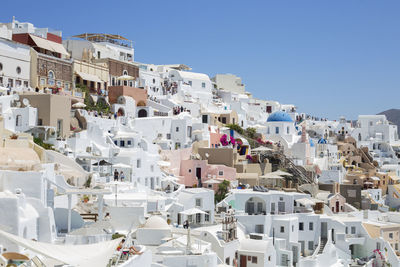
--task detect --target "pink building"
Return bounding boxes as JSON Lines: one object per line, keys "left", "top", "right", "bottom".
{"left": 209, "top": 126, "right": 223, "bottom": 148}
{"left": 179, "top": 159, "right": 236, "bottom": 190}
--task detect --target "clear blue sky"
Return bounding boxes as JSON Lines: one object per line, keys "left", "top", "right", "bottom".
{"left": 3, "top": 0, "right": 400, "bottom": 119}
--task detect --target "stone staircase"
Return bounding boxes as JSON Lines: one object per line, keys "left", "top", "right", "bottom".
{"left": 318, "top": 238, "right": 327, "bottom": 254}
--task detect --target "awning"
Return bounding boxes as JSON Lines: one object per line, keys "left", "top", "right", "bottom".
{"left": 390, "top": 175, "right": 400, "bottom": 181}
{"left": 29, "top": 34, "right": 69, "bottom": 56}
{"left": 0, "top": 229, "right": 121, "bottom": 267}
{"left": 179, "top": 208, "right": 207, "bottom": 216}
{"left": 76, "top": 71, "right": 103, "bottom": 83}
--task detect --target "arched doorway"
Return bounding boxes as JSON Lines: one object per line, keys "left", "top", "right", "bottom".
{"left": 138, "top": 109, "right": 147, "bottom": 118}
{"left": 117, "top": 108, "right": 125, "bottom": 117}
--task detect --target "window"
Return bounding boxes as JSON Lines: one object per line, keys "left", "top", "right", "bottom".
{"left": 127, "top": 140, "right": 132, "bottom": 146}
{"left": 152, "top": 78, "right": 155, "bottom": 84}
{"left": 48, "top": 71, "right": 55, "bottom": 86}
{"left": 309, "top": 222, "right": 314, "bottom": 231}
{"left": 287, "top": 126, "right": 289, "bottom": 134}
{"left": 351, "top": 226, "right": 356, "bottom": 234}
{"left": 205, "top": 211, "right": 210, "bottom": 222}
{"left": 56, "top": 119, "right": 63, "bottom": 137}
{"left": 137, "top": 159, "right": 141, "bottom": 168}
{"left": 23, "top": 81, "right": 28, "bottom": 88}
{"left": 389, "top": 233, "right": 394, "bottom": 239}
{"left": 188, "top": 81, "right": 192, "bottom": 86}
{"left": 299, "top": 222, "right": 304, "bottom": 231}
{"left": 345, "top": 227, "right": 348, "bottom": 234}
{"left": 38, "top": 119, "right": 43, "bottom": 126}
{"left": 16, "top": 115, "right": 22, "bottom": 127}
{"left": 396, "top": 243, "right": 398, "bottom": 250}
{"left": 201, "top": 82, "right": 206, "bottom": 88}
{"left": 145, "top": 178, "right": 148, "bottom": 186}
{"left": 308, "top": 241, "right": 314, "bottom": 250}
{"left": 16, "top": 66, "right": 21, "bottom": 74}
{"left": 151, "top": 165, "right": 154, "bottom": 172}
{"left": 176, "top": 127, "right": 179, "bottom": 132}
{"left": 280, "top": 226, "right": 284, "bottom": 233}
{"left": 195, "top": 198, "right": 202, "bottom": 207}
{"left": 292, "top": 225, "right": 294, "bottom": 232}
{"left": 275, "top": 127, "right": 279, "bottom": 134}
{"left": 268, "top": 256, "right": 271, "bottom": 261}
{"left": 221, "top": 117, "right": 227, "bottom": 124}
{"left": 166, "top": 133, "right": 171, "bottom": 139}
{"left": 0, "top": 63, "right": 2, "bottom": 71}
{"left": 114, "top": 140, "right": 118, "bottom": 145}
{"left": 120, "top": 140, "right": 125, "bottom": 147}
{"left": 218, "top": 170, "right": 224, "bottom": 176}
{"left": 188, "top": 169, "right": 191, "bottom": 173}
{"left": 251, "top": 256, "right": 257, "bottom": 264}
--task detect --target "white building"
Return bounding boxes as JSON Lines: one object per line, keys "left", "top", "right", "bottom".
{"left": 212, "top": 73, "right": 246, "bottom": 94}
{"left": 0, "top": 37, "right": 31, "bottom": 88}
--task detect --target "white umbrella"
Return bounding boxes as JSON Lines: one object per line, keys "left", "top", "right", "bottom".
{"left": 179, "top": 208, "right": 207, "bottom": 216}
{"left": 271, "top": 170, "right": 293, "bottom": 177}
{"left": 259, "top": 173, "right": 284, "bottom": 180}
{"left": 203, "top": 179, "right": 222, "bottom": 184}
{"left": 157, "top": 161, "right": 171, "bottom": 167}
{"left": 252, "top": 146, "right": 273, "bottom": 152}
{"left": 72, "top": 102, "right": 86, "bottom": 109}
{"left": 117, "top": 75, "right": 135, "bottom": 81}
{"left": 113, "top": 163, "right": 131, "bottom": 168}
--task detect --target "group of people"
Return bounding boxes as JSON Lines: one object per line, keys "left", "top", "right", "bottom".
{"left": 173, "top": 106, "right": 188, "bottom": 115}
{"left": 113, "top": 169, "right": 126, "bottom": 181}
{"left": 88, "top": 110, "right": 119, "bottom": 120}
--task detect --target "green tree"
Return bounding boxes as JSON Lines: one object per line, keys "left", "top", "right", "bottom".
{"left": 226, "top": 124, "right": 244, "bottom": 135}
{"left": 245, "top": 127, "right": 257, "bottom": 139}
{"left": 215, "top": 180, "right": 230, "bottom": 203}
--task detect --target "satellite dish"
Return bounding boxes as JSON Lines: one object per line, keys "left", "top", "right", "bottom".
{"left": 196, "top": 153, "right": 201, "bottom": 160}
{"left": 22, "top": 98, "right": 30, "bottom": 107}
{"left": 205, "top": 153, "right": 209, "bottom": 158}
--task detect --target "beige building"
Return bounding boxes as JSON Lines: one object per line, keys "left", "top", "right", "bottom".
{"left": 364, "top": 223, "right": 400, "bottom": 253}
{"left": 73, "top": 59, "right": 108, "bottom": 93}
{"left": 20, "top": 93, "right": 71, "bottom": 138}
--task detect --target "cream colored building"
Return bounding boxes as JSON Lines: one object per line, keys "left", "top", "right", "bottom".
{"left": 73, "top": 59, "right": 108, "bottom": 93}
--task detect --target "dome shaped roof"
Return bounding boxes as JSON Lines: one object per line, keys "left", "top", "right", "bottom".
{"left": 143, "top": 216, "right": 170, "bottom": 229}
{"left": 267, "top": 111, "right": 293, "bottom": 122}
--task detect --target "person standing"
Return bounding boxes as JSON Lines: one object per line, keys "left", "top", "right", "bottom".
{"left": 120, "top": 171, "right": 125, "bottom": 182}
{"left": 114, "top": 169, "right": 119, "bottom": 181}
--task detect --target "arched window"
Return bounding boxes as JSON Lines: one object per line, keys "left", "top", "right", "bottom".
{"left": 16, "top": 66, "right": 21, "bottom": 74}
{"left": 287, "top": 126, "right": 289, "bottom": 134}
{"left": 48, "top": 70, "right": 55, "bottom": 86}
{"left": 123, "top": 70, "right": 128, "bottom": 76}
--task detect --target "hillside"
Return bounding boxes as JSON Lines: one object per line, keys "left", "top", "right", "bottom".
{"left": 378, "top": 109, "right": 400, "bottom": 132}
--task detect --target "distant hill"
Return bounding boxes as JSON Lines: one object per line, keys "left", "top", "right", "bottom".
{"left": 378, "top": 109, "right": 400, "bottom": 131}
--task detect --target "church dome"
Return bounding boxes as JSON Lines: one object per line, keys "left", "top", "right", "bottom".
{"left": 143, "top": 216, "right": 170, "bottom": 229}
{"left": 267, "top": 111, "right": 293, "bottom": 122}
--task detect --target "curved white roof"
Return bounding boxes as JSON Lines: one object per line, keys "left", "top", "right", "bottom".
{"left": 143, "top": 216, "right": 170, "bottom": 229}
{"left": 176, "top": 70, "right": 210, "bottom": 81}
